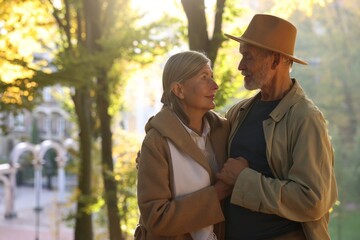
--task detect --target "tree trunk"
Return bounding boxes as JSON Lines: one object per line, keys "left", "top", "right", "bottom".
{"left": 84, "top": 0, "right": 123, "bottom": 239}
{"left": 96, "top": 72, "right": 123, "bottom": 240}
{"left": 57, "top": 1, "right": 95, "bottom": 239}
{"left": 73, "top": 88, "right": 93, "bottom": 240}
{"left": 181, "top": 0, "right": 209, "bottom": 52}
{"left": 208, "top": 0, "right": 226, "bottom": 65}
{"left": 181, "top": 0, "right": 226, "bottom": 68}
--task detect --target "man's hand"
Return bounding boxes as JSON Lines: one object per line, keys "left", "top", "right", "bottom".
{"left": 216, "top": 157, "right": 249, "bottom": 186}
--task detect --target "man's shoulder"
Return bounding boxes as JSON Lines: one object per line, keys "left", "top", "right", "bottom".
{"left": 291, "top": 96, "right": 323, "bottom": 116}
{"left": 226, "top": 97, "right": 254, "bottom": 120}
{"left": 289, "top": 79, "right": 324, "bottom": 115}
{"left": 287, "top": 96, "right": 328, "bottom": 128}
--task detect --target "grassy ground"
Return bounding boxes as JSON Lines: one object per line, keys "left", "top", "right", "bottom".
{"left": 329, "top": 209, "right": 360, "bottom": 240}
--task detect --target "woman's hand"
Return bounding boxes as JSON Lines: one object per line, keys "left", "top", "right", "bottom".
{"left": 216, "top": 157, "right": 249, "bottom": 186}
{"left": 214, "top": 181, "right": 233, "bottom": 200}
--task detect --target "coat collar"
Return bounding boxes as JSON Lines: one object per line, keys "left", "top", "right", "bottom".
{"left": 269, "top": 79, "right": 306, "bottom": 122}
{"left": 239, "top": 79, "right": 306, "bottom": 123}
{"left": 146, "top": 107, "right": 212, "bottom": 176}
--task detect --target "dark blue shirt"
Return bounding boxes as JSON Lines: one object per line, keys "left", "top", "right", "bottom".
{"left": 225, "top": 99, "right": 301, "bottom": 240}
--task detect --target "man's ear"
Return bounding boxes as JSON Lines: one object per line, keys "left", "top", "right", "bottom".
{"left": 272, "top": 53, "right": 281, "bottom": 69}
{"left": 171, "top": 83, "right": 184, "bottom": 99}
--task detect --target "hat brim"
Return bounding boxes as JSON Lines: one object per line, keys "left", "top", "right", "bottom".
{"left": 224, "top": 33, "right": 308, "bottom": 65}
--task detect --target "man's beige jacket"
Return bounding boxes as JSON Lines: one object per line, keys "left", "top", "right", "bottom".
{"left": 226, "top": 79, "right": 338, "bottom": 240}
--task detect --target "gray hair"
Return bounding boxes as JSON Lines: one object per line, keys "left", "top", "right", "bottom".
{"left": 161, "top": 50, "right": 211, "bottom": 124}
{"left": 258, "top": 47, "right": 294, "bottom": 72}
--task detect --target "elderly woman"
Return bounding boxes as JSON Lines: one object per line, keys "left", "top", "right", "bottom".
{"left": 135, "top": 51, "right": 231, "bottom": 240}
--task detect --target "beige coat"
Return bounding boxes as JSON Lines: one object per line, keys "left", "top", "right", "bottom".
{"left": 136, "top": 107, "right": 229, "bottom": 240}
{"left": 226, "top": 79, "right": 338, "bottom": 240}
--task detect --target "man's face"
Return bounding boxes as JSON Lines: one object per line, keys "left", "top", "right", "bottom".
{"left": 238, "top": 44, "right": 273, "bottom": 90}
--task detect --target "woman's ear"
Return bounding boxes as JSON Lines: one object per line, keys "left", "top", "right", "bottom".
{"left": 171, "top": 83, "right": 185, "bottom": 99}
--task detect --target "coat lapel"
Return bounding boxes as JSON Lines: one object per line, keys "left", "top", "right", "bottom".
{"left": 150, "top": 108, "right": 212, "bottom": 176}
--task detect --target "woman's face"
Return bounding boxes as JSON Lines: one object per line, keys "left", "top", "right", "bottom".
{"left": 177, "top": 64, "right": 218, "bottom": 116}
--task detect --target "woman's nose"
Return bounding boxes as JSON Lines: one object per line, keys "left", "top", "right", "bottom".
{"left": 212, "top": 80, "right": 219, "bottom": 90}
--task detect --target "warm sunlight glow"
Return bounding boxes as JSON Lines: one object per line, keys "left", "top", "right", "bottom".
{"left": 270, "top": 0, "right": 333, "bottom": 18}
{"left": 131, "top": 0, "right": 183, "bottom": 22}
{"left": 52, "top": 0, "right": 62, "bottom": 9}
{"left": 0, "top": 62, "right": 34, "bottom": 83}
{"left": 130, "top": 0, "right": 217, "bottom": 23}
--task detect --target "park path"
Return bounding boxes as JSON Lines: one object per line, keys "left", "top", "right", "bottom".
{"left": 0, "top": 186, "right": 73, "bottom": 240}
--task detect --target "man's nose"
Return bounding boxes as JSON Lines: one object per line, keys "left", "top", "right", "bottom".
{"left": 238, "top": 58, "right": 245, "bottom": 71}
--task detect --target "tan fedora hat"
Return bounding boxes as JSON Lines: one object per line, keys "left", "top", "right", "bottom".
{"left": 225, "top": 14, "right": 307, "bottom": 65}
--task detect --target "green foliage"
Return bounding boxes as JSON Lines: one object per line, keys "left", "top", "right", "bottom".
{"left": 211, "top": 0, "right": 254, "bottom": 110}
{"left": 65, "top": 190, "right": 103, "bottom": 220}
{"left": 0, "top": 0, "right": 56, "bottom": 110}
{"left": 331, "top": 127, "right": 360, "bottom": 205}
{"left": 0, "top": 78, "right": 42, "bottom": 112}
{"left": 112, "top": 129, "right": 141, "bottom": 237}
{"left": 78, "top": 129, "right": 140, "bottom": 238}
{"left": 214, "top": 36, "right": 256, "bottom": 111}
{"left": 330, "top": 209, "right": 360, "bottom": 240}
{"left": 103, "top": 13, "right": 183, "bottom": 117}
{"left": 291, "top": 3, "right": 359, "bottom": 140}
{"left": 124, "top": 14, "right": 184, "bottom": 64}
{"left": 64, "top": 138, "right": 104, "bottom": 224}
{"left": 222, "top": 0, "right": 247, "bottom": 23}
{"left": 214, "top": 53, "right": 243, "bottom": 109}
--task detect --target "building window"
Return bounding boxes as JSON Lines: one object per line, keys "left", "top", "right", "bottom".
{"left": 9, "top": 113, "right": 26, "bottom": 132}
{"left": 43, "top": 87, "right": 53, "bottom": 102}
{"left": 50, "top": 112, "right": 64, "bottom": 136}
{"left": 37, "top": 112, "right": 48, "bottom": 134}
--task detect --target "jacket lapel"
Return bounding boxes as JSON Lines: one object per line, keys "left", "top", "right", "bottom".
{"left": 150, "top": 108, "right": 212, "bottom": 176}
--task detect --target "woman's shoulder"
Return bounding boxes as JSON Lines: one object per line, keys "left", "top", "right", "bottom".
{"left": 207, "top": 110, "right": 229, "bottom": 134}
{"left": 207, "top": 110, "right": 226, "bottom": 124}
{"left": 143, "top": 127, "right": 166, "bottom": 147}
{"left": 140, "top": 128, "right": 170, "bottom": 166}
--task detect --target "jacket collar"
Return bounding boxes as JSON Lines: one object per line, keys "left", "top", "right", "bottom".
{"left": 146, "top": 107, "right": 212, "bottom": 175}
{"left": 269, "top": 79, "right": 305, "bottom": 122}
{"left": 239, "top": 79, "right": 305, "bottom": 123}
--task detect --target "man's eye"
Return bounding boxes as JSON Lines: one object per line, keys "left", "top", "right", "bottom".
{"left": 242, "top": 54, "right": 251, "bottom": 60}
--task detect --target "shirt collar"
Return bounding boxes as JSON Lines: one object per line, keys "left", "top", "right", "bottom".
{"left": 180, "top": 117, "right": 211, "bottom": 138}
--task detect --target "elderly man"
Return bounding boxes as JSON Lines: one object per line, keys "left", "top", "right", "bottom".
{"left": 217, "top": 14, "right": 338, "bottom": 240}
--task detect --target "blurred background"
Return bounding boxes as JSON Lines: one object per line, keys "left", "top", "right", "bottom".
{"left": 0, "top": 0, "right": 358, "bottom": 239}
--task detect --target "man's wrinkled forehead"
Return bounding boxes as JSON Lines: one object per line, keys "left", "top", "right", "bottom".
{"left": 239, "top": 43, "right": 259, "bottom": 54}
